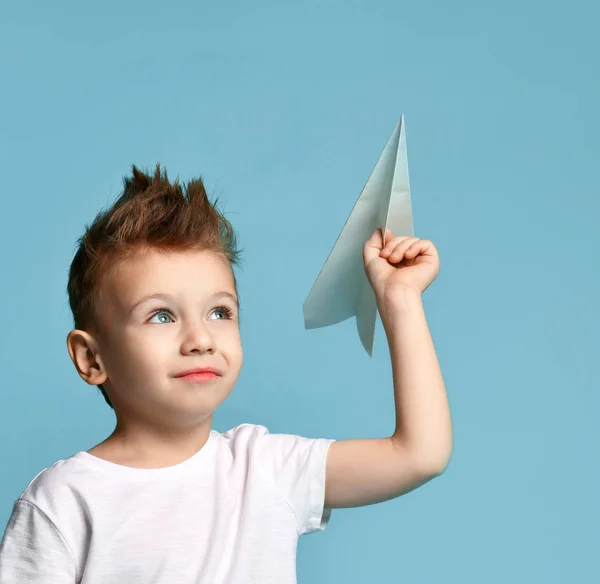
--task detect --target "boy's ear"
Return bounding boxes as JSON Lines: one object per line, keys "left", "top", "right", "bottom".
{"left": 66, "top": 330, "right": 108, "bottom": 386}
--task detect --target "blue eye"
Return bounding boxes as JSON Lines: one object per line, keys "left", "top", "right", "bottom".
{"left": 147, "top": 306, "right": 234, "bottom": 324}
{"left": 211, "top": 305, "right": 234, "bottom": 320}
{"left": 148, "top": 309, "right": 174, "bottom": 324}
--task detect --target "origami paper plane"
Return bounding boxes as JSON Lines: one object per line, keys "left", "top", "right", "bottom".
{"left": 303, "top": 115, "right": 414, "bottom": 356}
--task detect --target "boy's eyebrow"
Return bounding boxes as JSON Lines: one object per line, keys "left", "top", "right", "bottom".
{"left": 128, "top": 291, "right": 239, "bottom": 315}
{"left": 212, "top": 291, "right": 239, "bottom": 308}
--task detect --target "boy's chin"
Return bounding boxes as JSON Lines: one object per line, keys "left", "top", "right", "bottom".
{"left": 157, "top": 385, "right": 232, "bottom": 418}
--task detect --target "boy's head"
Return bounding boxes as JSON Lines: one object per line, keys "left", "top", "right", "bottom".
{"left": 66, "top": 164, "right": 243, "bottom": 429}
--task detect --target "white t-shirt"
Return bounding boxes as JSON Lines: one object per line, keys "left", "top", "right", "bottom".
{"left": 0, "top": 423, "right": 336, "bottom": 583}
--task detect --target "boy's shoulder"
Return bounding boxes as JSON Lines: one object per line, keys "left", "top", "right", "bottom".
{"left": 217, "top": 422, "right": 328, "bottom": 453}
{"left": 218, "top": 422, "right": 270, "bottom": 442}
{"left": 18, "top": 452, "right": 93, "bottom": 509}
{"left": 218, "top": 422, "right": 335, "bottom": 469}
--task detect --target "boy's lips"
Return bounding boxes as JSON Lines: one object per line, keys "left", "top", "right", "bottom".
{"left": 174, "top": 367, "right": 223, "bottom": 378}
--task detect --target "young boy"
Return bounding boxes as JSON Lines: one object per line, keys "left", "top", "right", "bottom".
{"left": 0, "top": 164, "right": 452, "bottom": 583}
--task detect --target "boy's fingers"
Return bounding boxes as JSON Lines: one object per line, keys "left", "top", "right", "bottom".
{"left": 367, "top": 228, "right": 384, "bottom": 247}
{"left": 381, "top": 235, "right": 418, "bottom": 254}
{"left": 363, "top": 229, "right": 385, "bottom": 265}
{"left": 366, "top": 229, "right": 396, "bottom": 255}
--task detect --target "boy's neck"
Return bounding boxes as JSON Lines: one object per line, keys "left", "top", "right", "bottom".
{"left": 87, "top": 416, "right": 214, "bottom": 470}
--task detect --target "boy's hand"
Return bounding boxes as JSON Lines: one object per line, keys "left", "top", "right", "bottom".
{"left": 362, "top": 228, "right": 440, "bottom": 298}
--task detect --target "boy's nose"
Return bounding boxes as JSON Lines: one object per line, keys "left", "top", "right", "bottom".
{"left": 180, "top": 324, "right": 215, "bottom": 354}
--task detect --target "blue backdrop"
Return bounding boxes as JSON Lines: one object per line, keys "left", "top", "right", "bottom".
{"left": 1, "top": 1, "right": 598, "bottom": 581}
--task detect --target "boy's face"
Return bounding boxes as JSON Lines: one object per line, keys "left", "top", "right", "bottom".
{"left": 75, "top": 249, "right": 242, "bottom": 428}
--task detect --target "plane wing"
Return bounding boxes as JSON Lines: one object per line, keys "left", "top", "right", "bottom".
{"left": 302, "top": 115, "right": 415, "bottom": 355}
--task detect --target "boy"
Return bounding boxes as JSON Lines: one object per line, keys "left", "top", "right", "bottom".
{"left": 0, "top": 164, "right": 452, "bottom": 583}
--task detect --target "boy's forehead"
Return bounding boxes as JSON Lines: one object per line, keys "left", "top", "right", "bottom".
{"left": 103, "top": 249, "right": 235, "bottom": 311}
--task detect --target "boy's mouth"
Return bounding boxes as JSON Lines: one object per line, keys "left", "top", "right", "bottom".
{"left": 174, "top": 366, "right": 223, "bottom": 381}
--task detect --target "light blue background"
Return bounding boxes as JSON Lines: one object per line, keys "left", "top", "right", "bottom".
{"left": 1, "top": 1, "right": 598, "bottom": 581}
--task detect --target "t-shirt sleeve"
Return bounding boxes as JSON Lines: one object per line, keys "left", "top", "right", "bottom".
{"left": 0, "top": 500, "right": 77, "bottom": 583}
{"left": 256, "top": 430, "right": 336, "bottom": 536}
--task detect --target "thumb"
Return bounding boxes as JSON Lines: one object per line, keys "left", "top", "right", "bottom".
{"left": 362, "top": 228, "right": 385, "bottom": 265}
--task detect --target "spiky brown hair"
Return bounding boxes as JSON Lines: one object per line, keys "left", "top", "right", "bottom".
{"left": 67, "top": 164, "right": 242, "bottom": 408}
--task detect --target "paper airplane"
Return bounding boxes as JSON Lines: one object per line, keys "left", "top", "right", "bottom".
{"left": 303, "top": 115, "right": 414, "bottom": 356}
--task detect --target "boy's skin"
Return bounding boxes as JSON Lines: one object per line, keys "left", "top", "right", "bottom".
{"left": 67, "top": 228, "right": 453, "bottom": 509}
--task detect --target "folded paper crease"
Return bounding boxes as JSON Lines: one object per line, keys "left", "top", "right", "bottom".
{"left": 303, "top": 115, "right": 414, "bottom": 355}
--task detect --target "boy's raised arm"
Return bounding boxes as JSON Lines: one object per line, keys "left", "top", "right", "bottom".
{"left": 324, "top": 231, "right": 453, "bottom": 510}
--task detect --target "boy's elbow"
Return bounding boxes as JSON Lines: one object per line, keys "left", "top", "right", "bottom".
{"left": 419, "top": 448, "right": 453, "bottom": 477}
